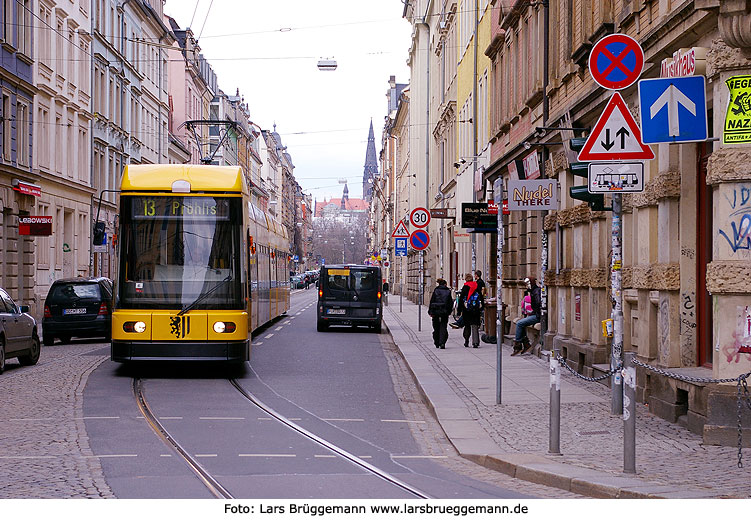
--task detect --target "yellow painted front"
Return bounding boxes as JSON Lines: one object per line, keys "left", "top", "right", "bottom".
{"left": 112, "top": 311, "right": 152, "bottom": 340}
{"left": 121, "top": 164, "right": 245, "bottom": 193}
{"left": 113, "top": 310, "right": 248, "bottom": 341}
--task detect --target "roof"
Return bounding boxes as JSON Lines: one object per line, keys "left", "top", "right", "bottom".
{"left": 314, "top": 197, "right": 369, "bottom": 216}
{"left": 121, "top": 165, "right": 246, "bottom": 193}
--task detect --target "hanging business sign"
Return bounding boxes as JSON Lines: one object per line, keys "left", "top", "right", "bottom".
{"left": 13, "top": 181, "right": 42, "bottom": 198}
{"left": 507, "top": 180, "right": 559, "bottom": 211}
{"left": 660, "top": 47, "right": 707, "bottom": 78}
{"left": 461, "top": 203, "right": 498, "bottom": 231}
{"left": 522, "top": 150, "right": 541, "bottom": 180}
{"left": 18, "top": 216, "right": 52, "bottom": 236}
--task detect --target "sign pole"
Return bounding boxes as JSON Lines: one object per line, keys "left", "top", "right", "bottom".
{"left": 418, "top": 251, "right": 423, "bottom": 332}
{"left": 400, "top": 256, "right": 403, "bottom": 313}
{"left": 611, "top": 193, "right": 624, "bottom": 415}
{"left": 496, "top": 183, "right": 504, "bottom": 405}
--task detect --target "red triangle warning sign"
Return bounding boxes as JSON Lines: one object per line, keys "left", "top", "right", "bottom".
{"left": 578, "top": 92, "right": 654, "bottom": 162}
{"left": 391, "top": 220, "right": 409, "bottom": 238}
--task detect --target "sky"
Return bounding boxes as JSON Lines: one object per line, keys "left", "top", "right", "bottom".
{"left": 163, "top": 0, "right": 412, "bottom": 204}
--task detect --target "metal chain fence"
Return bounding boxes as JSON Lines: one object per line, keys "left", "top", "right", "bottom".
{"left": 632, "top": 358, "right": 751, "bottom": 469}
{"left": 556, "top": 354, "right": 621, "bottom": 383}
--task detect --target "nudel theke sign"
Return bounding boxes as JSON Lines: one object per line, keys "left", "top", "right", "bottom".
{"left": 507, "top": 180, "right": 559, "bottom": 211}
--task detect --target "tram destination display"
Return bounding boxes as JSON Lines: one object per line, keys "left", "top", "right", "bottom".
{"left": 131, "top": 196, "right": 231, "bottom": 220}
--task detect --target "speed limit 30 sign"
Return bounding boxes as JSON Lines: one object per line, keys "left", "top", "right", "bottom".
{"left": 410, "top": 207, "right": 431, "bottom": 229}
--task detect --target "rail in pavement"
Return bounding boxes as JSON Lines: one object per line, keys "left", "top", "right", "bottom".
{"left": 381, "top": 294, "right": 749, "bottom": 498}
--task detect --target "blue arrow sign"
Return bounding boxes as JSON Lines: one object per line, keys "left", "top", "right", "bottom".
{"left": 638, "top": 76, "right": 707, "bottom": 144}
{"left": 395, "top": 238, "right": 407, "bottom": 257}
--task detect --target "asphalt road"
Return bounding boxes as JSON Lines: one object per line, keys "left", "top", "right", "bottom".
{"left": 82, "top": 289, "right": 536, "bottom": 498}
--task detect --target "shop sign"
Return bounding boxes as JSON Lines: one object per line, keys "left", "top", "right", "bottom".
{"left": 507, "top": 179, "right": 559, "bottom": 211}
{"left": 461, "top": 202, "right": 498, "bottom": 231}
{"left": 575, "top": 294, "right": 581, "bottom": 321}
{"left": 453, "top": 231, "right": 471, "bottom": 243}
{"left": 724, "top": 75, "right": 751, "bottom": 144}
{"left": 13, "top": 181, "right": 42, "bottom": 197}
{"left": 522, "top": 151, "right": 540, "bottom": 180}
{"left": 19, "top": 216, "right": 52, "bottom": 236}
{"left": 660, "top": 47, "right": 706, "bottom": 78}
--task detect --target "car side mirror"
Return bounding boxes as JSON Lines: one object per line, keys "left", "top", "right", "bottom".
{"left": 19, "top": 305, "right": 30, "bottom": 313}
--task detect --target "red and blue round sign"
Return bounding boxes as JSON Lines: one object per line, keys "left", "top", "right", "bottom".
{"left": 409, "top": 229, "right": 430, "bottom": 251}
{"left": 589, "top": 34, "right": 644, "bottom": 91}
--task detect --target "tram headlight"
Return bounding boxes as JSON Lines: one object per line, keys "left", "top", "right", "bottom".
{"left": 123, "top": 321, "right": 147, "bottom": 333}
{"left": 213, "top": 321, "right": 236, "bottom": 334}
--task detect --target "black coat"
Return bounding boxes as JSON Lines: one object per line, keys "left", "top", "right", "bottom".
{"left": 458, "top": 282, "right": 483, "bottom": 325}
{"left": 529, "top": 285, "right": 542, "bottom": 317}
{"left": 428, "top": 285, "right": 453, "bottom": 317}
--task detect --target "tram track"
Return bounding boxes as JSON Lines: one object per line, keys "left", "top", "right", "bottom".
{"left": 131, "top": 374, "right": 431, "bottom": 499}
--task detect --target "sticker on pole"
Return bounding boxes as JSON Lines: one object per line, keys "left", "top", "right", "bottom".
{"left": 577, "top": 92, "right": 654, "bottom": 161}
{"left": 409, "top": 229, "right": 430, "bottom": 251}
{"left": 410, "top": 207, "right": 431, "bottom": 229}
{"left": 589, "top": 34, "right": 644, "bottom": 90}
{"left": 391, "top": 220, "right": 409, "bottom": 238}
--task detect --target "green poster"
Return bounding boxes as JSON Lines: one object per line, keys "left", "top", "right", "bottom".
{"left": 724, "top": 75, "right": 751, "bottom": 143}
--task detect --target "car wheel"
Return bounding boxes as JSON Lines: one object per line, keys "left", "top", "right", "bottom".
{"left": 18, "top": 335, "right": 40, "bottom": 366}
{"left": 316, "top": 320, "right": 328, "bottom": 332}
{"left": 60, "top": 335, "right": 72, "bottom": 345}
{"left": 0, "top": 337, "right": 5, "bottom": 374}
{"left": 43, "top": 333, "right": 54, "bottom": 346}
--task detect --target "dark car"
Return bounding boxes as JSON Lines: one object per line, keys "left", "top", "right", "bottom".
{"left": 42, "top": 277, "right": 113, "bottom": 345}
{"left": 0, "top": 287, "right": 40, "bottom": 373}
{"left": 316, "top": 265, "right": 382, "bottom": 332}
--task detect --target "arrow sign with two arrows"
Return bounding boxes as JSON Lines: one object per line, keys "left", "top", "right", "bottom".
{"left": 638, "top": 76, "right": 708, "bottom": 144}
{"left": 578, "top": 92, "right": 654, "bottom": 161}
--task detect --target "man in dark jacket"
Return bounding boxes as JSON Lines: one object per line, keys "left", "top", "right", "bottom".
{"left": 428, "top": 278, "right": 453, "bottom": 349}
{"left": 512, "top": 277, "right": 541, "bottom": 355}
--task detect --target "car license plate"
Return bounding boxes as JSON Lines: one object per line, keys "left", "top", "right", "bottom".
{"left": 327, "top": 308, "right": 345, "bottom": 315}
{"left": 63, "top": 308, "right": 87, "bottom": 315}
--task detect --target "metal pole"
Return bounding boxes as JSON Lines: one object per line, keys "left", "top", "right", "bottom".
{"left": 418, "top": 251, "right": 423, "bottom": 331}
{"left": 400, "top": 256, "right": 403, "bottom": 313}
{"left": 540, "top": 1, "right": 550, "bottom": 353}
{"left": 623, "top": 350, "right": 636, "bottom": 473}
{"left": 495, "top": 179, "right": 504, "bottom": 405}
{"left": 549, "top": 347, "right": 561, "bottom": 454}
{"left": 611, "top": 193, "right": 624, "bottom": 414}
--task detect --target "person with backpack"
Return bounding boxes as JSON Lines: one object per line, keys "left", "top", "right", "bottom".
{"left": 457, "top": 273, "right": 483, "bottom": 348}
{"left": 428, "top": 278, "right": 453, "bottom": 349}
{"left": 512, "top": 277, "right": 541, "bottom": 355}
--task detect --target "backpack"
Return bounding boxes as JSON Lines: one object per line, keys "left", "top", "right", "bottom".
{"left": 465, "top": 291, "right": 481, "bottom": 312}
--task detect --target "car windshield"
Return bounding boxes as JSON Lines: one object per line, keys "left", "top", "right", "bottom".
{"left": 117, "top": 196, "right": 243, "bottom": 310}
{"left": 49, "top": 284, "right": 101, "bottom": 301}
{"left": 325, "top": 269, "right": 378, "bottom": 291}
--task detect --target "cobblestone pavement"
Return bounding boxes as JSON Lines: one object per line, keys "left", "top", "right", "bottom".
{"left": 0, "top": 341, "right": 114, "bottom": 498}
{"left": 379, "top": 333, "right": 582, "bottom": 498}
{"left": 385, "top": 299, "right": 751, "bottom": 498}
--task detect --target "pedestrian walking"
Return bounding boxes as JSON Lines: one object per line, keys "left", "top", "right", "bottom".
{"left": 382, "top": 281, "right": 389, "bottom": 306}
{"left": 474, "top": 270, "right": 486, "bottom": 297}
{"left": 512, "top": 277, "right": 541, "bottom": 355}
{"left": 458, "top": 273, "right": 483, "bottom": 348}
{"left": 428, "top": 278, "right": 453, "bottom": 349}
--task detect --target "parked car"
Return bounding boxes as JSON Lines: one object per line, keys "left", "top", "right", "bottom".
{"left": 0, "top": 287, "right": 40, "bottom": 373}
{"left": 290, "top": 275, "right": 305, "bottom": 289}
{"left": 42, "top": 277, "right": 113, "bottom": 345}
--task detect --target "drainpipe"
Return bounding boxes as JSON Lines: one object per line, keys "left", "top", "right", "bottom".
{"left": 471, "top": 0, "right": 479, "bottom": 274}
{"left": 417, "top": 9, "right": 431, "bottom": 331}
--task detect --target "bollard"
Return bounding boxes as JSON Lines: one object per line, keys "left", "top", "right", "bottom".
{"left": 623, "top": 351, "right": 636, "bottom": 474}
{"left": 549, "top": 349, "right": 561, "bottom": 455}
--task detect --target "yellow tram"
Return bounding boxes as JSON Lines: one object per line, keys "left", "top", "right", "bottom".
{"left": 111, "top": 165, "right": 290, "bottom": 362}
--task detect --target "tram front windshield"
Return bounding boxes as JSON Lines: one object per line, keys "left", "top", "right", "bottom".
{"left": 117, "top": 196, "right": 243, "bottom": 310}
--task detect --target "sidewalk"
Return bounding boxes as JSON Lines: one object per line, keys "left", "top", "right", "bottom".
{"left": 382, "top": 295, "right": 750, "bottom": 498}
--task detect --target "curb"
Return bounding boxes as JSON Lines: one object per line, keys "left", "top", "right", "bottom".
{"left": 381, "top": 306, "right": 720, "bottom": 499}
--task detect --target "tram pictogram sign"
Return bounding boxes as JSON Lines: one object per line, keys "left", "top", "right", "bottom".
{"left": 409, "top": 229, "right": 430, "bottom": 251}
{"left": 589, "top": 34, "right": 644, "bottom": 91}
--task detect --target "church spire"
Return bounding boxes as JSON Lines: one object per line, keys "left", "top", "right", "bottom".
{"left": 363, "top": 119, "right": 378, "bottom": 201}
{"left": 341, "top": 182, "right": 350, "bottom": 209}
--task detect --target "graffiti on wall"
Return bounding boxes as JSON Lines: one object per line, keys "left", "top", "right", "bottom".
{"left": 680, "top": 292, "right": 697, "bottom": 366}
{"left": 719, "top": 306, "right": 751, "bottom": 363}
{"left": 719, "top": 185, "right": 751, "bottom": 254}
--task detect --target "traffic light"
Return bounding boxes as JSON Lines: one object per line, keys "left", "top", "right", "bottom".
{"left": 569, "top": 137, "right": 589, "bottom": 178}
{"left": 569, "top": 185, "right": 607, "bottom": 212}
{"left": 93, "top": 221, "right": 106, "bottom": 245}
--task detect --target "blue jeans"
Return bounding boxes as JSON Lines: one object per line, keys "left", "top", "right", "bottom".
{"left": 515, "top": 315, "right": 539, "bottom": 343}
